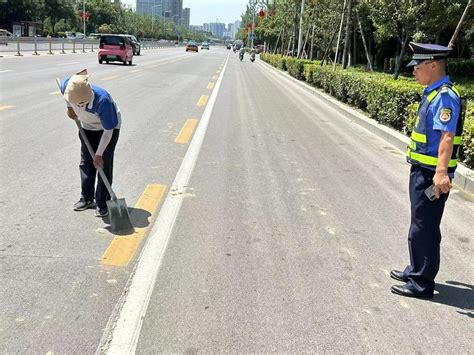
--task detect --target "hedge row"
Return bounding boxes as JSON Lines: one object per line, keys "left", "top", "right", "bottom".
{"left": 260, "top": 53, "right": 474, "bottom": 169}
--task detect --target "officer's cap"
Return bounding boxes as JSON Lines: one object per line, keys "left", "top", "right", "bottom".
{"left": 407, "top": 42, "right": 452, "bottom": 67}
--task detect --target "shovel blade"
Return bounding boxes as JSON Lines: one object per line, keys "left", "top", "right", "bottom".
{"left": 107, "top": 198, "right": 134, "bottom": 234}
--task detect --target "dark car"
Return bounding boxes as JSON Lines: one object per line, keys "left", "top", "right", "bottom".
{"left": 124, "top": 35, "right": 141, "bottom": 55}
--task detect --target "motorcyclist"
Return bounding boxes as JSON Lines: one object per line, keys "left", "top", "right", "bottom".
{"left": 239, "top": 46, "right": 245, "bottom": 61}
{"left": 250, "top": 47, "right": 256, "bottom": 62}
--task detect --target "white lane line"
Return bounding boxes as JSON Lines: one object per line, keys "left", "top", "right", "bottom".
{"left": 0, "top": 70, "right": 13, "bottom": 73}
{"left": 55, "top": 62, "right": 80, "bottom": 66}
{"left": 99, "top": 52, "right": 231, "bottom": 354}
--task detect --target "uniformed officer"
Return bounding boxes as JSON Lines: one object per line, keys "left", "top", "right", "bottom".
{"left": 391, "top": 42, "right": 465, "bottom": 299}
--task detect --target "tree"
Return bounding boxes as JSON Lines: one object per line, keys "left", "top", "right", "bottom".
{"left": 43, "top": 0, "right": 74, "bottom": 34}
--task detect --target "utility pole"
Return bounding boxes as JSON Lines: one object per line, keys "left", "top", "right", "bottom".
{"left": 251, "top": 0, "right": 256, "bottom": 48}
{"left": 83, "top": 0, "right": 86, "bottom": 36}
{"left": 297, "top": 0, "right": 305, "bottom": 58}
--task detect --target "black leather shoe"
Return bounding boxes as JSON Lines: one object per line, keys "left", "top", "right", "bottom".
{"left": 390, "top": 270, "right": 409, "bottom": 282}
{"left": 391, "top": 285, "right": 433, "bottom": 299}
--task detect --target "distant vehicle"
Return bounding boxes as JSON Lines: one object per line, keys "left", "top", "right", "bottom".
{"left": 124, "top": 34, "right": 141, "bottom": 55}
{"left": 0, "top": 29, "right": 13, "bottom": 45}
{"left": 89, "top": 33, "right": 101, "bottom": 39}
{"left": 98, "top": 34, "right": 133, "bottom": 65}
{"left": 255, "top": 44, "right": 264, "bottom": 54}
{"left": 234, "top": 40, "right": 243, "bottom": 50}
{"left": 226, "top": 43, "right": 232, "bottom": 49}
{"left": 201, "top": 41, "right": 210, "bottom": 50}
{"left": 186, "top": 41, "right": 198, "bottom": 52}
{"left": 65, "top": 31, "right": 84, "bottom": 39}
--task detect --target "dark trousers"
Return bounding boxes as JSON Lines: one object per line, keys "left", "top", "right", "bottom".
{"left": 79, "top": 129, "right": 120, "bottom": 209}
{"left": 403, "top": 165, "right": 449, "bottom": 294}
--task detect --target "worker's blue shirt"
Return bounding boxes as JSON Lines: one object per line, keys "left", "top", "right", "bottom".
{"left": 60, "top": 77, "right": 120, "bottom": 130}
{"left": 420, "top": 75, "right": 460, "bottom": 165}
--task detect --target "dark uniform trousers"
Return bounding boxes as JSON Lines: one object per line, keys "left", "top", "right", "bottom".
{"left": 79, "top": 129, "right": 120, "bottom": 209}
{"left": 403, "top": 164, "right": 449, "bottom": 294}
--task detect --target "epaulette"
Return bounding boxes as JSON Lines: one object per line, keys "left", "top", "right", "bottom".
{"left": 439, "top": 84, "right": 451, "bottom": 95}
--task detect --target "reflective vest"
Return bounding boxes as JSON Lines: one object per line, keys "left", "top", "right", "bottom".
{"left": 406, "top": 83, "right": 465, "bottom": 174}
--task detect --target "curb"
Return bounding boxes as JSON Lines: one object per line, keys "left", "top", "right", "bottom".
{"left": 258, "top": 58, "right": 474, "bottom": 196}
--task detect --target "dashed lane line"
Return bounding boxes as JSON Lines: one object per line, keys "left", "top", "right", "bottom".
{"left": 0, "top": 105, "right": 15, "bottom": 111}
{"left": 101, "top": 184, "right": 167, "bottom": 266}
{"left": 175, "top": 118, "right": 199, "bottom": 144}
{"left": 197, "top": 95, "right": 209, "bottom": 107}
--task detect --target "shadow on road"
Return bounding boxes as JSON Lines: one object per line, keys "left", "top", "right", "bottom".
{"left": 432, "top": 281, "right": 474, "bottom": 318}
{"left": 101, "top": 207, "right": 152, "bottom": 235}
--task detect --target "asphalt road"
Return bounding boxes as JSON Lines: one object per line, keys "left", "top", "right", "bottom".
{"left": 0, "top": 47, "right": 473, "bottom": 353}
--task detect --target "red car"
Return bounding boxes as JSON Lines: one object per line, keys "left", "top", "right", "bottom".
{"left": 98, "top": 34, "right": 133, "bottom": 65}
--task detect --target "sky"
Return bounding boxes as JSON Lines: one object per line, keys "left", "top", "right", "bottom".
{"left": 121, "top": 0, "right": 247, "bottom": 26}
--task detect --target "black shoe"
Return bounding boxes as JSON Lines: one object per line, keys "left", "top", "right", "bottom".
{"left": 95, "top": 207, "right": 109, "bottom": 217}
{"left": 390, "top": 270, "right": 409, "bottom": 282}
{"left": 73, "top": 198, "right": 95, "bottom": 211}
{"left": 391, "top": 284, "right": 433, "bottom": 299}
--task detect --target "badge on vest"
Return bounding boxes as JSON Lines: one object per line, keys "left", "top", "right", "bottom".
{"left": 440, "top": 108, "right": 452, "bottom": 123}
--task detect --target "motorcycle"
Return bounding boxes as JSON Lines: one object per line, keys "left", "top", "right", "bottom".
{"left": 239, "top": 52, "right": 244, "bottom": 61}
{"left": 250, "top": 53, "right": 255, "bottom": 62}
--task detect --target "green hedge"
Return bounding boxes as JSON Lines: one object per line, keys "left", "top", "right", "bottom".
{"left": 260, "top": 53, "right": 474, "bottom": 169}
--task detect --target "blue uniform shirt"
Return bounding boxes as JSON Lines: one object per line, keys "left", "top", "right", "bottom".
{"left": 60, "top": 77, "right": 120, "bottom": 130}
{"left": 421, "top": 75, "right": 461, "bottom": 163}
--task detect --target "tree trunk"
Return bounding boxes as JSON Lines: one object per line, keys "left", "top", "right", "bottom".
{"left": 334, "top": 0, "right": 348, "bottom": 70}
{"left": 342, "top": 0, "right": 353, "bottom": 69}
{"left": 393, "top": 31, "right": 409, "bottom": 80}
{"left": 356, "top": 8, "right": 373, "bottom": 72}
{"left": 448, "top": 0, "right": 473, "bottom": 48}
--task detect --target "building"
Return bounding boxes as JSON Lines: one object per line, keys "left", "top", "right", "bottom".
{"left": 182, "top": 8, "right": 190, "bottom": 27}
{"left": 137, "top": 0, "right": 183, "bottom": 25}
{"left": 209, "top": 22, "right": 225, "bottom": 37}
{"left": 136, "top": 0, "right": 163, "bottom": 17}
{"left": 234, "top": 20, "right": 242, "bottom": 35}
{"left": 203, "top": 23, "right": 210, "bottom": 33}
{"left": 228, "top": 23, "right": 235, "bottom": 39}
{"left": 190, "top": 25, "right": 203, "bottom": 32}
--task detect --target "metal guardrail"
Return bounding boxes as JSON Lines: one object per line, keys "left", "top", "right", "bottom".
{"left": 0, "top": 37, "right": 177, "bottom": 56}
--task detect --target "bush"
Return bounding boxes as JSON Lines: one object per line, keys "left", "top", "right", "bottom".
{"left": 261, "top": 53, "right": 474, "bottom": 169}
{"left": 448, "top": 59, "right": 474, "bottom": 78}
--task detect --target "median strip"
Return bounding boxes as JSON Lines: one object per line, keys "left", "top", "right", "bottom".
{"left": 101, "top": 184, "right": 167, "bottom": 266}
{"left": 175, "top": 118, "right": 199, "bottom": 144}
{"left": 197, "top": 95, "right": 209, "bottom": 107}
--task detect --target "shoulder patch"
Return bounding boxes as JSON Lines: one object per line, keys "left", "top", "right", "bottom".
{"left": 439, "top": 108, "right": 452, "bottom": 123}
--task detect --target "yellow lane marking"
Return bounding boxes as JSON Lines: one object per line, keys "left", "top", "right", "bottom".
{"left": 131, "top": 69, "right": 142, "bottom": 73}
{"left": 197, "top": 95, "right": 209, "bottom": 107}
{"left": 101, "top": 75, "right": 120, "bottom": 81}
{"left": 212, "top": 75, "right": 218, "bottom": 80}
{"left": 101, "top": 184, "right": 167, "bottom": 266}
{"left": 175, "top": 118, "right": 199, "bottom": 144}
{"left": 216, "top": 70, "right": 221, "bottom": 74}
{"left": 148, "top": 65, "right": 158, "bottom": 69}
{"left": 207, "top": 82, "right": 215, "bottom": 89}
{"left": 0, "top": 105, "right": 15, "bottom": 111}
{"left": 50, "top": 90, "right": 61, "bottom": 95}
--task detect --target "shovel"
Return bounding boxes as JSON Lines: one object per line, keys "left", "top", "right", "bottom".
{"left": 56, "top": 78, "right": 134, "bottom": 234}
